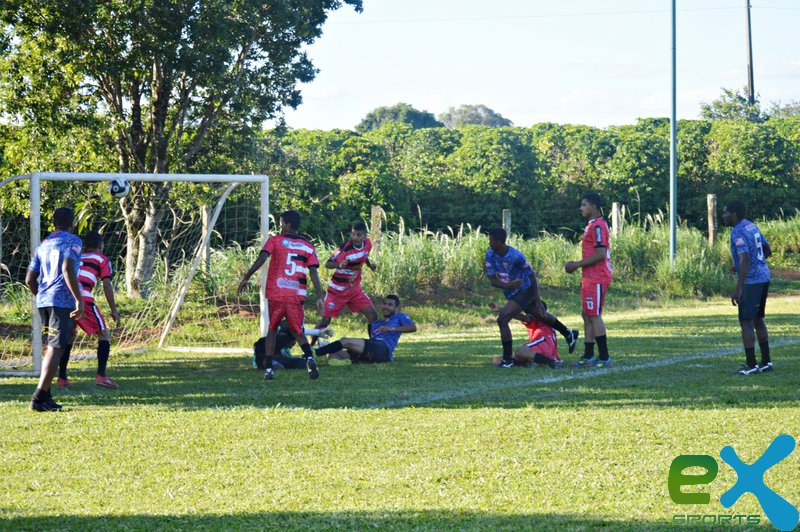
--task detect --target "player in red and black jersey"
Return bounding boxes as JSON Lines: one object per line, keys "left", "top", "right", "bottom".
{"left": 239, "top": 210, "right": 325, "bottom": 381}
{"left": 313, "top": 221, "right": 379, "bottom": 338}
{"left": 565, "top": 192, "right": 614, "bottom": 368}
{"left": 57, "top": 231, "right": 121, "bottom": 389}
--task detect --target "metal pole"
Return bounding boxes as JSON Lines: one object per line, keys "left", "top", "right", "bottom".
{"left": 30, "top": 173, "right": 42, "bottom": 375}
{"left": 745, "top": 0, "right": 755, "bottom": 105}
{"left": 259, "top": 177, "right": 270, "bottom": 338}
{"left": 669, "top": 0, "right": 678, "bottom": 266}
{"left": 502, "top": 209, "right": 511, "bottom": 236}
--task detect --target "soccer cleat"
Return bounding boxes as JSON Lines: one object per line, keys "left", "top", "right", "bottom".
{"left": 573, "top": 357, "right": 596, "bottom": 368}
{"left": 567, "top": 329, "right": 580, "bottom": 354}
{"left": 56, "top": 377, "right": 71, "bottom": 388}
{"left": 591, "top": 357, "right": 613, "bottom": 368}
{"left": 327, "top": 357, "right": 351, "bottom": 366}
{"left": 30, "top": 398, "right": 62, "bottom": 412}
{"left": 549, "top": 359, "right": 564, "bottom": 369}
{"left": 495, "top": 359, "right": 515, "bottom": 369}
{"left": 95, "top": 375, "right": 119, "bottom": 389}
{"left": 264, "top": 368, "right": 275, "bottom": 380}
{"left": 758, "top": 362, "right": 774, "bottom": 373}
{"left": 306, "top": 357, "right": 319, "bottom": 380}
{"left": 735, "top": 365, "right": 760, "bottom": 376}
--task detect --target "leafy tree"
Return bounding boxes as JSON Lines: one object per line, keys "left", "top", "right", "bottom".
{"left": 700, "top": 87, "right": 766, "bottom": 123}
{"left": 0, "top": 0, "right": 362, "bottom": 297}
{"left": 438, "top": 104, "right": 512, "bottom": 128}
{"left": 355, "top": 103, "right": 442, "bottom": 132}
{"left": 769, "top": 100, "right": 800, "bottom": 118}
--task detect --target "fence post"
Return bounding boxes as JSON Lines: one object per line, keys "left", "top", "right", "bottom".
{"left": 201, "top": 204, "right": 211, "bottom": 273}
{"left": 611, "top": 202, "right": 622, "bottom": 237}
{"left": 502, "top": 209, "right": 511, "bottom": 236}
{"left": 707, "top": 194, "right": 717, "bottom": 248}
{"left": 370, "top": 205, "right": 384, "bottom": 254}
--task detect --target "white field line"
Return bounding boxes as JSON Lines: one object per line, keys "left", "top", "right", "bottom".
{"left": 366, "top": 337, "right": 800, "bottom": 409}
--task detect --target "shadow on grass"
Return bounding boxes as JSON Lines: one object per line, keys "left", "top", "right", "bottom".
{"left": 0, "top": 509, "right": 684, "bottom": 531}
{"left": 1, "top": 313, "right": 798, "bottom": 411}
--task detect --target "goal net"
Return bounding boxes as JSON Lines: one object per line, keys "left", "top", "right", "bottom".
{"left": 0, "top": 173, "right": 269, "bottom": 376}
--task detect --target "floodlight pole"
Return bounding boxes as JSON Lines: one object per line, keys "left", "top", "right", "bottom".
{"left": 669, "top": 0, "right": 678, "bottom": 266}
{"left": 745, "top": 0, "right": 755, "bottom": 105}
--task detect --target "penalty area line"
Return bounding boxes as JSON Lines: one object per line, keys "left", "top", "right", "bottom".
{"left": 367, "top": 337, "right": 800, "bottom": 409}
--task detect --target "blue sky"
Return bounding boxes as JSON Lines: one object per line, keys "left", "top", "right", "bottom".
{"left": 282, "top": 0, "right": 800, "bottom": 130}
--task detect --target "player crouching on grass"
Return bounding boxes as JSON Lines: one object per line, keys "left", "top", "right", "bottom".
{"left": 314, "top": 294, "right": 416, "bottom": 364}
{"left": 57, "top": 231, "right": 121, "bottom": 389}
{"left": 238, "top": 210, "right": 325, "bottom": 381}
{"left": 488, "top": 301, "right": 563, "bottom": 368}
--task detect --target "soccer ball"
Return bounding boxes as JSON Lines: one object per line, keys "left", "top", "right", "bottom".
{"left": 109, "top": 178, "right": 131, "bottom": 198}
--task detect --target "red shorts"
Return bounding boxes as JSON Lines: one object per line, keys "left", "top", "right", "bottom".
{"left": 581, "top": 280, "right": 608, "bottom": 317}
{"left": 75, "top": 302, "right": 107, "bottom": 335}
{"left": 525, "top": 336, "right": 559, "bottom": 361}
{"left": 268, "top": 300, "right": 305, "bottom": 333}
{"left": 322, "top": 288, "right": 373, "bottom": 318}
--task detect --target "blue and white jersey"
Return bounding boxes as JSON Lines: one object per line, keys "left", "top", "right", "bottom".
{"left": 28, "top": 230, "right": 83, "bottom": 309}
{"left": 730, "top": 219, "right": 770, "bottom": 284}
{"left": 484, "top": 246, "right": 534, "bottom": 300}
{"left": 370, "top": 312, "right": 415, "bottom": 361}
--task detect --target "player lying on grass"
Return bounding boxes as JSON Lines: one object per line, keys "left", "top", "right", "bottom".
{"left": 253, "top": 321, "right": 334, "bottom": 370}
{"left": 313, "top": 294, "right": 416, "bottom": 364}
{"left": 485, "top": 227, "right": 578, "bottom": 369}
{"left": 238, "top": 210, "right": 325, "bottom": 381}
{"left": 58, "top": 231, "right": 121, "bottom": 389}
{"left": 488, "top": 301, "right": 563, "bottom": 368}
{"left": 313, "top": 221, "right": 378, "bottom": 341}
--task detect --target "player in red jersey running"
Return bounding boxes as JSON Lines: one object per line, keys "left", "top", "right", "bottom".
{"left": 314, "top": 221, "right": 378, "bottom": 337}
{"left": 565, "top": 192, "right": 613, "bottom": 368}
{"left": 57, "top": 231, "right": 121, "bottom": 389}
{"left": 239, "top": 210, "right": 325, "bottom": 381}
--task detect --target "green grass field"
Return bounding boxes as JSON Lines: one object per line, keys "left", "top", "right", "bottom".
{"left": 1, "top": 290, "right": 799, "bottom": 531}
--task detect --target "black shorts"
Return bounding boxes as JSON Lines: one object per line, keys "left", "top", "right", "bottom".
{"left": 509, "top": 286, "right": 538, "bottom": 309}
{"left": 738, "top": 281, "right": 769, "bottom": 321}
{"left": 39, "top": 307, "right": 75, "bottom": 349}
{"left": 352, "top": 339, "right": 391, "bottom": 363}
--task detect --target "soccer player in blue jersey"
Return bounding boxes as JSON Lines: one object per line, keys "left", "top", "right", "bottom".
{"left": 485, "top": 228, "right": 578, "bottom": 368}
{"left": 25, "top": 207, "right": 85, "bottom": 412}
{"left": 722, "top": 200, "right": 773, "bottom": 375}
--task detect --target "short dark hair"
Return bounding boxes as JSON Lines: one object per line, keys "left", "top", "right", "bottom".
{"left": 352, "top": 221, "right": 367, "bottom": 232}
{"left": 582, "top": 192, "right": 604, "bottom": 209}
{"left": 488, "top": 227, "right": 507, "bottom": 242}
{"left": 280, "top": 210, "right": 301, "bottom": 230}
{"left": 385, "top": 294, "right": 400, "bottom": 307}
{"left": 53, "top": 207, "right": 74, "bottom": 230}
{"left": 724, "top": 199, "right": 746, "bottom": 220}
{"left": 83, "top": 231, "right": 104, "bottom": 250}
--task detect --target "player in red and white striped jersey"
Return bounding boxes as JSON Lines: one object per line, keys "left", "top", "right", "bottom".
{"left": 57, "top": 231, "right": 121, "bottom": 389}
{"left": 239, "top": 210, "right": 325, "bottom": 381}
{"left": 313, "top": 221, "right": 379, "bottom": 337}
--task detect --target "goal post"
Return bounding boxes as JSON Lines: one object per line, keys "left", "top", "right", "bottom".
{"left": 0, "top": 172, "right": 270, "bottom": 377}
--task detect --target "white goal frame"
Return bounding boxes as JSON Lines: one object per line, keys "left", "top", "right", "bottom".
{"left": 0, "top": 172, "right": 270, "bottom": 377}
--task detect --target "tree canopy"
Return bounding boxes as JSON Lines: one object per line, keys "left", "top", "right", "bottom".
{"left": 700, "top": 87, "right": 766, "bottom": 123}
{"left": 438, "top": 104, "right": 512, "bottom": 128}
{"left": 355, "top": 103, "right": 443, "bottom": 132}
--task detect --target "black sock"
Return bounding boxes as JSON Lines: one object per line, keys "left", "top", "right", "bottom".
{"left": 758, "top": 341, "right": 770, "bottom": 365}
{"left": 367, "top": 323, "right": 373, "bottom": 339}
{"left": 596, "top": 335, "right": 609, "bottom": 360}
{"left": 583, "top": 342, "right": 595, "bottom": 359}
{"left": 97, "top": 340, "right": 110, "bottom": 377}
{"left": 745, "top": 347, "right": 757, "bottom": 368}
{"left": 300, "top": 343, "right": 314, "bottom": 359}
{"left": 502, "top": 340, "right": 513, "bottom": 361}
{"left": 550, "top": 318, "right": 570, "bottom": 339}
{"left": 32, "top": 387, "right": 49, "bottom": 401}
{"left": 58, "top": 343, "right": 73, "bottom": 379}
{"left": 265, "top": 355, "right": 274, "bottom": 371}
{"left": 316, "top": 341, "right": 343, "bottom": 356}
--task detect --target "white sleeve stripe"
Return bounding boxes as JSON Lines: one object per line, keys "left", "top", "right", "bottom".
{"left": 79, "top": 270, "right": 97, "bottom": 283}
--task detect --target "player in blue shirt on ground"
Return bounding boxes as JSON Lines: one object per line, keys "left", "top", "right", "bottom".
{"left": 722, "top": 199, "right": 773, "bottom": 375}
{"left": 485, "top": 227, "right": 578, "bottom": 368}
{"left": 314, "top": 294, "right": 416, "bottom": 364}
{"left": 25, "top": 207, "right": 85, "bottom": 412}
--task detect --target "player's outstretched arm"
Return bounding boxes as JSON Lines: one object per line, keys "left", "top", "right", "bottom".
{"left": 25, "top": 269, "right": 39, "bottom": 296}
{"left": 366, "top": 257, "right": 377, "bottom": 272}
{"left": 238, "top": 251, "right": 269, "bottom": 295}
{"left": 102, "top": 277, "right": 120, "bottom": 326}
